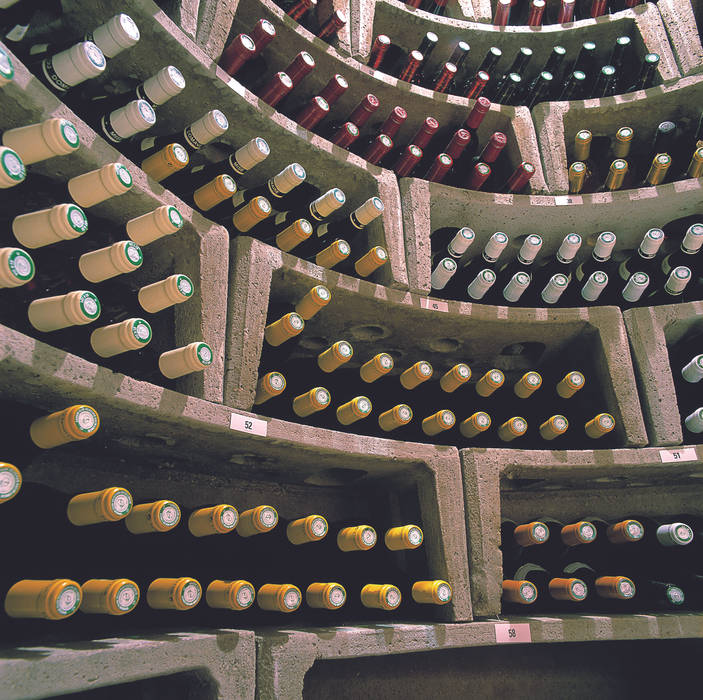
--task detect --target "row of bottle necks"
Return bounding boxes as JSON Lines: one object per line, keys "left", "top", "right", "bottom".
{"left": 428, "top": 223, "right": 703, "bottom": 308}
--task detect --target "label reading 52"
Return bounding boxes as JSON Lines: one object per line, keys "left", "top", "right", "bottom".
{"left": 230, "top": 412, "right": 268, "bottom": 437}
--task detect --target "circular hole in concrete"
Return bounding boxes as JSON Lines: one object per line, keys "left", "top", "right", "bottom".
{"left": 349, "top": 324, "right": 390, "bottom": 341}
{"left": 500, "top": 342, "right": 545, "bottom": 362}
{"left": 299, "top": 336, "right": 329, "bottom": 351}
{"left": 304, "top": 468, "right": 368, "bottom": 486}
{"left": 385, "top": 349, "right": 404, "bottom": 362}
{"left": 429, "top": 337, "right": 461, "bottom": 353}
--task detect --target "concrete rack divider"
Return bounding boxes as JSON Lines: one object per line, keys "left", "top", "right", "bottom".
{"left": 460, "top": 445, "right": 703, "bottom": 618}
{"left": 624, "top": 300, "right": 703, "bottom": 446}
{"left": 59, "top": 0, "right": 408, "bottom": 291}
{"left": 0, "top": 630, "right": 256, "bottom": 700}
{"left": 657, "top": 0, "right": 703, "bottom": 76}
{"left": 225, "top": 235, "right": 647, "bottom": 447}
{"left": 225, "top": 0, "right": 548, "bottom": 194}
{"left": 0, "top": 42, "right": 228, "bottom": 404}
{"left": 400, "top": 176, "right": 703, "bottom": 295}
{"left": 533, "top": 73, "right": 703, "bottom": 194}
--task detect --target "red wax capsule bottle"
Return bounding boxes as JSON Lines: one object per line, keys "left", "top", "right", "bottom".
{"left": 527, "top": 0, "right": 546, "bottom": 26}
{"left": 557, "top": 0, "right": 575, "bottom": 22}
{"left": 287, "top": 0, "right": 316, "bottom": 21}
{"left": 250, "top": 19, "right": 276, "bottom": 55}
{"left": 411, "top": 117, "right": 439, "bottom": 149}
{"left": 369, "top": 35, "right": 390, "bottom": 69}
{"left": 285, "top": 51, "right": 315, "bottom": 87}
{"left": 220, "top": 33, "right": 256, "bottom": 76}
{"left": 478, "top": 132, "right": 507, "bottom": 164}
{"left": 317, "top": 10, "right": 346, "bottom": 39}
{"left": 467, "top": 162, "right": 491, "bottom": 190}
{"left": 426, "top": 153, "right": 453, "bottom": 183}
{"left": 501, "top": 162, "right": 535, "bottom": 193}
{"left": 332, "top": 122, "right": 359, "bottom": 148}
{"left": 348, "top": 94, "right": 380, "bottom": 128}
{"left": 432, "top": 62, "right": 457, "bottom": 93}
{"left": 379, "top": 106, "right": 407, "bottom": 139}
{"left": 363, "top": 134, "right": 393, "bottom": 165}
{"left": 393, "top": 144, "right": 423, "bottom": 176}
{"left": 445, "top": 129, "right": 471, "bottom": 160}
{"left": 464, "top": 97, "right": 491, "bottom": 133}
{"left": 464, "top": 71, "right": 490, "bottom": 100}
{"left": 296, "top": 96, "right": 330, "bottom": 130}
{"left": 590, "top": 0, "right": 607, "bottom": 17}
{"left": 398, "top": 50, "right": 423, "bottom": 82}
{"left": 493, "top": 0, "right": 511, "bottom": 25}
{"left": 319, "top": 74, "right": 348, "bottom": 106}
{"left": 260, "top": 72, "right": 293, "bottom": 107}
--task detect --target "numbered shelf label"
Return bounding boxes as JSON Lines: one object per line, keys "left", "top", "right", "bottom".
{"left": 659, "top": 447, "right": 697, "bottom": 463}
{"left": 495, "top": 623, "right": 531, "bottom": 644}
{"left": 420, "top": 297, "right": 448, "bottom": 312}
{"left": 230, "top": 412, "right": 268, "bottom": 437}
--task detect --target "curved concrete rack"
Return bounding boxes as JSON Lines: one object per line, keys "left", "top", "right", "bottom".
{"left": 0, "top": 42, "right": 229, "bottom": 404}
{"left": 351, "top": 0, "right": 678, "bottom": 93}
{"left": 460, "top": 445, "right": 703, "bottom": 617}
{"left": 400, "top": 175, "right": 703, "bottom": 295}
{"left": 257, "top": 614, "right": 703, "bottom": 699}
{"left": 226, "top": 236, "right": 647, "bottom": 448}
{"left": 533, "top": 73, "right": 703, "bottom": 193}
{"left": 658, "top": 0, "right": 703, "bottom": 76}
{"left": 59, "top": 0, "right": 408, "bottom": 291}
{"left": 225, "top": 0, "right": 548, "bottom": 193}
{"left": 625, "top": 300, "right": 703, "bottom": 446}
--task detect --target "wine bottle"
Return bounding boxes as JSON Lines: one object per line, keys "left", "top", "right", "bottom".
{"left": 97, "top": 98, "right": 156, "bottom": 145}
{"left": 430, "top": 226, "right": 476, "bottom": 267}
{"left": 574, "top": 231, "right": 616, "bottom": 284}
{"left": 615, "top": 271, "right": 650, "bottom": 308}
{"left": 561, "top": 562, "right": 636, "bottom": 607}
{"left": 584, "top": 412, "right": 616, "bottom": 439}
{"left": 567, "top": 270, "right": 609, "bottom": 305}
{"left": 147, "top": 577, "right": 201, "bottom": 610}
{"left": 307, "top": 197, "right": 384, "bottom": 251}
{"left": 559, "top": 70, "right": 586, "bottom": 101}
{"left": 5, "top": 578, "right": 82, "bottom": 619}
{"left": 497, "top": 234, "right": 543, "bottom": 282}
{"left": 648, "top": 265, "right": 692, "bottom": 304}
{"left": 532, "top": 233, "right": 582, "bottom": 290}
{"left": 493, "top": 0, "right": 511, "bottom": 25}
{"left": 2, "top": 116, "right": 80, "bottom": 167}
{"left": 501, "top": 518, "right": 551, "bottom": 571}
{"left": 538, "top": 272, "right": 570, "bottom": 305}
{"left": 503, "top": 563, "right": 588, "bottom": 610}
{"left": 30, "top": 40, "right": 106, "bottom": 95}
{"left": 489, "top": 47, "right": 533, "bottom": 100}
{"left": 618, "top": 228, "right": 665, "bottom": 282}
{"left": 626, "top": 52, "right": 659, "bottom": 94}
{"left": 333, "top": 246, "right": 388, "bottom": 279}
{"left": 80, "top": 578, "right": 140, "bottom": 616}
{"left": 687, "top": 146, "right": 703, "bottom": 179}
{"left": 500, "top": 162, "right": 536, "bottom": 194}
{"left": 411, "top": 31, "right": 439, "bottom": 85}
{"left": 0, "top": 462, "right": 21, "bottom": 504}
{"left": 0, "top": 44, "right": 14, "bottom": 87}
{"left": 317, "top": 10, "right": 346, "bottom": 41}
{"left": 368, "top": 35, "right": 391, "bottom": 70}
{"left": 659, "top": 223, "right": 703, "bottom": 280}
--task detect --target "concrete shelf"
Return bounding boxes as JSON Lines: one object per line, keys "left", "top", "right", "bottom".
{"left": 658, "top": 0, "right": 703, "bottom": 76}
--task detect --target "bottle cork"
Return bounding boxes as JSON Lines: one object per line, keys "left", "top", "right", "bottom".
{"left": 378, "top": 404, "right": 412, "bottom": 432}
{"left": 422, "top": 409, "right": 456, "bottom": 436}
{"left": 287, "top": 514, "right": 328, "bottom": 544}
{"left": 147, "top": 577, "right": 201, "bottom": 610}
{"left": 315, "top": 239, "right": 350, "bottom": 268}
{"left": 193, "top": 174, "right": 236, "bottom": 211}
{"left": 0, "top": 247, "right": 34, "bottom": 288}
{"left": 254, "top": 371, "right": 286, "bottom": 405}
{"left": 476, "top": 369, "right": 504, "bottom": 396}
{"left": 206, "top": 580, "right": 255, "bottom": 610}
{"left": 125, "top": 500, "right": 181, "bottom": 534}
{"left": 497, "top": 416, "right": 528, "bottom": 442}
{"left": 12, "top": 203, "right": 88, "bottom": 248}
{"left": 306, "top": 582, "right": 346, "bottom": 610}
{"left": 0, "top": 146, "right": 25, "bottom": 188}
{"left": 360, "top": 584, "right": 401, "bottom": 610}
{"left": 513, "top": 521, "right": 550, "bottom": 546}
{"left": 318, "top": 340, "right": 353, "bottom": 372}
{"left": 514, "top": 371, "right": 542, "bottom": 398}
{"left": 29, "top": 404, "right": 100, "bottom": 448}
{"left": 67, "top": 486, "right": 133, "bottom": 525}
{"left": 561, "top": 520, "right": 597, "bottom": 546}
{"left": 400, "top": 360, "right": 433, "bottom": 390}
{"left": 412, "top": 580, "right": 452, "bottom": 605}
{"left": 5, "top": 579, "right": 82, "bottom": 619}
{"left": 257, "top": 584, "right": 301, "bottom": 612}
{"left": 28, "top": 290, "right": 101, "bottom": 332}
{"left": 231, "top": 196, "right": 271, "bottom": 232}
{"left": 440, "top": 363, "right": 471, "bottom": 393}
{"left": 360, "top": 353, "right": 394, "bottom": 383}
{"left": 188, "top": 504, "right": 239, "bottom": 536}
{"left": 237, "top": 505, "right": 278, "bottom": 537}
{"left": 79, "top": 240, "right": 142, "bottom": 283}
{"left": 158, "top": 342, "right": 212, "bottom": 379}
{"left": 293, "top": 387, "right": 331, "bottom": 417}
{"left": 502, "top": 580, "right": 538, "bottom": 605}
{"left": 584, "top": 413, "right": 615, "bottom": 439}
{"left": 539, "top": 415, "right": 568, "bottom": 441}
{"left": 126, "top": 205, "right": 184, "bottom": 246}
{"left": 0, "top": 462, "right": 22, "bottom": 504}
{"left": 337, "top": 525, "right": 376, "bottom": 551}
{"left": 549, "top": 578, "right": 588, "bottom": 602}
{"left": 385, "top": 525, "right": 423, "bottom": 551}
{"left": 265, "top": 312, "right": 304, "bottom": 347}
{"left": 2, "top": 118, "right": 80, "bottom": 164}
{"left": 556, "top": 371, "right": 585, "bottom": 398}
{"left": 276, "top": 218, "right": 312, "bottom": 252}
{"left": 80, "top": 579, "right": 140, "bottom": 615}
{"left": 67, "top": 163, "right": 132, "bottom": 208}
{"left": 460, "top": 411, "right": 491, "bottom": 439}
{"left": 141, "top": 143, "right": 189, "bottom": 182}
{"left": 138, "top": 274, "right": 193, "bottom": 313}
{"left": 337, "top": 396, "right": 372, "bottom": 425}
{"left": 354, "top": 246, "right": 388, "bottom": 277}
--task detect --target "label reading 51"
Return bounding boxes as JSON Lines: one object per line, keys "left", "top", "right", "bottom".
{"left": 230, "top": 412, "right": 268, "bottom": 437}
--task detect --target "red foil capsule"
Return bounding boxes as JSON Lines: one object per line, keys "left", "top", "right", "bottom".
{"left": 319, "top": 74, "right": 348, "bottom": 106}
{"left": 527, "top": 0, "right": 545, "bottom": 26}
{"left": 285, "top": 51, "right": 316, "bottom": 87}
{"left": 411, "top": 117, "right": 439, "bottom": 150}
{"left": 317, "top": 10, "right": 346, "bottom": 39}
{"left": 348, "top": 94, "right": 380, "bottom": 128}
{"left": 480, "top": 132, "right": 507, "bottom": 164}
{"left": 464, "top": 71, "right": 490, "bottom": 100}
{"left": 557, "top": 0, "right": 575, "bottom": 22}
{"left": 379, "top": 106, "right": 407, "bottom": 139}
{"left": 590, "top": 0, "right": 607, "bottom": 16}
{"left": 467, "top": 162, "right": 491, "bottom": 190}
{"left": 332, "top": 122, "right": 360, "bottom": 148}
{"left": 398, "top": 49, "right": 423, "bottom": 82}
{"left": 406, "top": 0, "right": 423, "bottom": 7}
{"left": 426, "top": 153, "right": 453, "bottom": 183}
{"left": 464, "top": 96, "right": 491, "bottom": 131}
{"left": 493, "top": 0, "right": 511, "bottom": 25}
{"left": 503, "top": 162, "right": 536, "bottom": 193}
{"left": 369, "top": 35, "right": 390, "bottom": 69}
{"left": 287, "top": 0, "right": 316, "bottom": 21}
{"left": 624, "top": 0, "right": 641, "bottom": 6}
{"left": 220, "top": 34, "right": 257, "bottom": 76}
{"left": 250, "top": 19, "right": 276, "bottom": 55}
{"left": 363, "top": 134, "right": 394, "bottom": 165}
{"left": 260, "top": 71, "right": 294, "bottom": 107}
{"left": 297, "top": 95, "right": 330, "bottom": 129}
{"left": 393, "top": 144, "right": 423, "bottom": 176}
{"left": 433, "top": 62, "right": 457, "bottom": 93}
{"left": 445, "top": 129, "right": 471, "bottom": 160}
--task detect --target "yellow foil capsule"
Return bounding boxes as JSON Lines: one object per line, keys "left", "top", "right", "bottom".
{"left": 193, "top": 174, "right": 236, "bottom": 211}
{"left": 560, "top": 520, "right": 597, "bottom": 546}
{"left": 29, "top": 404, "right": 100, "bottom": 448}
{"left": 539, "top": 414, "right": 569, "bottom": 440}
{"left": 360, "top": 584, "right": 401, "bottom": 610}
{"left": 513, "top": 521, "right": 550, "bottom": 546}
{"left": 595, "top": 575, "right": 635, "bottom": 600}
{"left": 315, "top": 239, "right": 350, "bottom": 268}
{"left": 231, "top": 195, "right": 271, "bottom": 232}
{"left": 613, "top": 126, "right": 633, "bottom": 158}
{"left": 254, "top": 371, "right": 286, "bottom": 405}
{"left": 293, "top": 387, "right": 331, "bottom": 417}
{"left": 306, "top": 582, "right": 347, "bottom": 610}
{"left": 502, "top": 579, "right": 538, "bottom": 605}
{"left": 80, "top": 578, "right": 140, "bottom": 615}
{"left": 0, "top": 462, "right": 22, "bottom": 503}
{"left": 476, "top": 369, "right": 504, "bottom": 397}
{"left": 125, "top": 500, "right": 181, "bottom": 534}
{"left": 147, "top": 577, "right": 201, "bottom": 610}
{"left": 687, "top": 147, "right": 703, "bottom": 179}
{"left": 67, "top": 487, "right": 133, "bottom": 525}
{"left": 188, "top": 504, "right": 239, "bottom": 536}
{"left": 276, "top": 218, "right": 313, "bottom": 252}
{"left": 354, "top": 246, "right": 388, "bottom": 277}
{"left": 295, "top": 285, "right": 331, "bottom": 320}
{"left": 337, "top": 525, "right": 377, "bottom": 551}
{"left": 360, "top": 352, "right": 394, "bottom": 383}
{"left": 141, "top": 143, "right": 189, "bottom": 182}
{"left": 568, "top": 161, "right": 586, "bottom": 194}
{"left": 206, "top": 580, "right": 255, "bottom": 611}
{"left": 460, "top": 411, "right": 491, "bottom": 439}
{"left": 5, "top": 579, "right": 82, "bottom": 619}
{"left": 236, "top": 505, "right": 278, "bottom": 537}
{"left": 400, "top": 360, "right": 433, "bottom": 390}
{"left": 585, "top": 412, "right": 615, "bottom": 438}
{"left": 336, "top": 396, "right": 372, "bottom": 425}
{"left": 385, "top": 524, "right": 423, "bottom": 551}
{"left": 548, "top": 577, "right": 588, "bottom": 602}
{"left": 318, "top": 340, "right": 353, "bottom": 373}
{"left": 573, "top": 130, "right": 592, "bottom": 161}
{"left": 422, "top": 409, "right": 455, "bottom": 436}
{"left": 604, "top": 159, "right": 628, "bottom": 191}
{"left": 264, "top": 312, "right": 304, "bottom": 347}
{"left": 607, "top": 519, "right": 644, "bottom": 544}
{"left": 514, "top": 371, "right": 542, "bottom": 398}
{"left": 498, "top": 416, "right": 528, "bottom": 442}
{"left": 439, "top": 363, "right": 471, "bottom": 393}
{"left": 287, "top": 514, "right": 329, "bottom": 544}
{"left": 645, "top": 153, "right": 671, "bottom": 186}
{"left": 378, "top": 404, "right": 413, "bottom": 432}
{"left": 556, "top": 371, "right": 585, "bottom": 398}
{"left": 257, "top": 583, "right": 302, "bottom": 612}
{"left": 412, "top": 580, "right": 452, "bottom": 605}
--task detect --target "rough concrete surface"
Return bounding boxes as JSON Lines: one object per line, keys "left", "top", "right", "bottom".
{"left": 658, "top": 0, "right": 703, "bottom": 76}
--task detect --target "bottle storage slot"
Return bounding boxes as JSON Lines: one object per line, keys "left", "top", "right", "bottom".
{"left": 657, "top": 0, "right": 703, "bottom": 76}
{"left": 486, "top": 0, "right": 650, "bottom": 26}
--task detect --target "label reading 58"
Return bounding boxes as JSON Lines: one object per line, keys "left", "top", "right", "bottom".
{"left": 495, "top": 623, "right": 531, "bottom": 644}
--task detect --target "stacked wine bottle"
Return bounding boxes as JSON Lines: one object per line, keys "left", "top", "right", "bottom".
{"left": 490, "top": 0, "right": 647, "bottom": 26}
